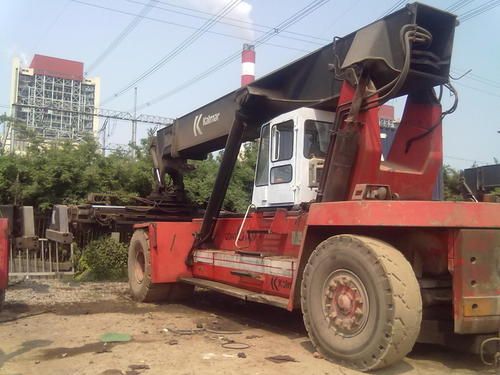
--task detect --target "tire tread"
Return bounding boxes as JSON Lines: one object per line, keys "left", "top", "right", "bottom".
{"left": 301, "top": 234, "right": 422, "bottom": 371}
{"left": 128, "top": 229, "right": 193, "bottom": 303}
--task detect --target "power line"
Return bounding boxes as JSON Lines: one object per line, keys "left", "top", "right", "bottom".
{"left": 445, "top": 155, "right": 491, "bottom": 164}
{"left": 33, "top": 0, "right": 71, "bottom": 51}
{"left": 378, "top": 0, "right": 407, "bottom": 19}
{"left": 446, "top": 0, "right": 477, "bottom": 12}
{"left": 137, "top": 0, "right": 330, "bottom": 111}
{"left": 101, "top": 0, "right": 243, "bottom": 105}
{"left": 466, "top": 72, "right": 500, "bottom": 89}
{"left": 71, "top": 0, "right": 319, "bottom": 56}
{"left": 137, "top": 51, "right": 240, "bottom": 111}
{"left": 452, "top": 68, "right": 500, "bottom": 90}
{"left": 70, "top": 1, "right": 262, "bottom": 45}
{"left": 74, "top": 0, "right": 326, "bottom": 55}
{"left": 376, "top": 0, "right": 497, "bottom": 24}
{"left": 451, "top": 64, "right": 500, "bottom": 108}
{"left": 459, "top": 0, "right": 500, "bottom": 22}
{"left": 122, "top": 0, "right": 330, "bottom": 44}
{"left": 86, "top": 0, "right": 158, "bottom": 74}
{"left": 454, "top": 81, "right": 500, "bottom": 98}
{"left": 289, "top": 0, "right": 359, "bottom": 60}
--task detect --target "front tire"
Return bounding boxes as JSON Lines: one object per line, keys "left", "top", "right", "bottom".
{"left": 128, "top": 229, "right": 193, "bottom": 303}
{"left": 301, "top": 235, "right": 422, "bottom": 371}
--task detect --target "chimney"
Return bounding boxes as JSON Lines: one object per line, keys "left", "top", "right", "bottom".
{"left": 241, "top": 44, "right": 255, "bottom": 86}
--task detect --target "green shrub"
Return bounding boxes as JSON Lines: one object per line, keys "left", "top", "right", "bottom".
{"left": 76, "top": 237, "right": 128, "bottom": 281}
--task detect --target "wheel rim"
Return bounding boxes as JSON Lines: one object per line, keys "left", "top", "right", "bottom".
{"left": 322, "top": 269, "right": 370, "bottom": 337}
{"left": 134, "top": 246, "right": 146, "bottom": 284}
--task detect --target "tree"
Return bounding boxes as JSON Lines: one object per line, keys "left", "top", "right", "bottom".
{"left": 0, "top": 129, "right": 157, "bottom": 211}
{"left": 183, "top": 142, "right": 258, "bottom": 212}
{"left": 183, "top": 153, "right": 219, "bottom": 208}
{"left": 0, "top": 124, "right": 258, "bottom": 214}
{"left": 442, "top": 165, "right": 462, "bottom": 201}
{"left": 224, "top": 142, "right": 257, "bottom": 212}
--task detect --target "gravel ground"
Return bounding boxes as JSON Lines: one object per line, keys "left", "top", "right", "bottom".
{"left": 6, "top": 279, "right": 129, "bottom": 305}
{"left": 0, "top": 279, "right": 497, "bottom": 375}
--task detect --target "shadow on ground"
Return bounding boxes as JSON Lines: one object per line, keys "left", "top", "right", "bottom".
{"left": 0, "top": 340, "right": 52, "bottom": 369}
{"left": 1, "top": 285, "right": 492, "bottom": 374}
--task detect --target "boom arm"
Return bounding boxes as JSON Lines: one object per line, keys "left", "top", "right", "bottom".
{"left": 151, "top": 3, "right": 456, "bottom": 247}
{"left": 155, "top": 3, "right": 455, "bottom": 161}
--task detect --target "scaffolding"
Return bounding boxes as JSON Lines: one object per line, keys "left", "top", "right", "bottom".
{"left": 14, "top": 74, "right": 97, "bottom": 141}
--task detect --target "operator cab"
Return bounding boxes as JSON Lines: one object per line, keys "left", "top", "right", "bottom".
{"left": 252, "top": 108, "right": 334, "bottom": 208}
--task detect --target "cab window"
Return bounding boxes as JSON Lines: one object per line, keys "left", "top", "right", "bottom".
{"left": 271, "top": 120, "right": 294, "bottom": 162}
{"left": 304, "top": 120, "right": 332, "bottom": 159}
{"left": 270, "top": 165, "right": 292, "bottom": 184}
{"left": 255, "top": 124, "right": 270, "bottom": 186}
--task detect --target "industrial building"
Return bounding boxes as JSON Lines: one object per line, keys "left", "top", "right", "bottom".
{"left": 378, "top": 104, "right": 398, "bottom": 157}
{"left": 5, "top": 54, "right": 100, "bottom": 152}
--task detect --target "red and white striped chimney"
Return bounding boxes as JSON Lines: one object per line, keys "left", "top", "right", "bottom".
{"left": 241, "top": 44, "right": 255, "bottom": 86}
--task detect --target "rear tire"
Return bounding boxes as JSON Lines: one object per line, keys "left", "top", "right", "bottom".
{"left": 301, "top": 235, "right": 422, "bottom": 371}
{"left": 128, "top": 229, "right": 193, "bottom": 303}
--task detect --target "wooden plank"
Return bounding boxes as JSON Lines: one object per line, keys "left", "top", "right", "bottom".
{"left": 179, "top": 277, "right": 289, "bottom": 309}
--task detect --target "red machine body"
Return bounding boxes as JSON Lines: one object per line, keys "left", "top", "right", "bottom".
{"left": 336, "top": 84, "right": 443, "bottom": 201}
{"left": 139, "top": 80, "right": 500, "bottom": 335}
{"left": 143, "top": 201, "right": 500, "bottom": 333}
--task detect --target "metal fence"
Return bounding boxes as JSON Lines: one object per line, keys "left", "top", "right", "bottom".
{"left": 8, "top": 238, "right": 74, "bottom": 277}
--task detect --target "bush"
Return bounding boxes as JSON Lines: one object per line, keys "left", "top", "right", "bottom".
{"left": 76, "top": 237, "right": 128, "bottom": 281}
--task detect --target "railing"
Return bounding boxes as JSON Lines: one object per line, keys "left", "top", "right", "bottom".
{"left": 8, "top": 238, "right": 75, "bottom": 277}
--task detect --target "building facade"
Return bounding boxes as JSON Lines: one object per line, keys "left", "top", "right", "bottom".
{"left": 5, "top": 54, "right": 100, "bottom": 151}
{"left": 378, "top": 104, "right": 399, "bottom": 158}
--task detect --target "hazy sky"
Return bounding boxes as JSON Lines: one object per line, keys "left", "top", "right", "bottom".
{"left": 1, "top": 0, "right": 499, "bottom": 169}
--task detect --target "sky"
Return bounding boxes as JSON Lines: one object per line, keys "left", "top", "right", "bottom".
{"left": 1, "top": 0, "right": 499, "bottom": 169}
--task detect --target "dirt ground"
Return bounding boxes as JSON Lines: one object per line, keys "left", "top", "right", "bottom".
{"left": 0, "top": 279, "right": 497, "bottom": 375}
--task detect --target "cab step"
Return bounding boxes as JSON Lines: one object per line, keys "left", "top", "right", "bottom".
{"left": 179, "top": 277, "right": 289, "bottom": 309}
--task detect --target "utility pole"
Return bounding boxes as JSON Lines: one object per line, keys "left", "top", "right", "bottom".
{"left": 101, "top": 118, "right": 110, "bottom": 155}
{"left": 132, "top": 87, "right": 138, "bottom": 157}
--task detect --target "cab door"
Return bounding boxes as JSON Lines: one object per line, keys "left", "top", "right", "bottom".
{"left": 252, "top": 116, "right": 297, "bottom": 208}
{"left": 253, "top": 124, "right": 271, "bottom": 207}
{"left": 267, "top": 118, "right": 296, "bottom": 206}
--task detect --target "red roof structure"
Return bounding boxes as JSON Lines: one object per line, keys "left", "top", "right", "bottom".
{"left": 29, "top": 54, "right": 84, "bottom": 80}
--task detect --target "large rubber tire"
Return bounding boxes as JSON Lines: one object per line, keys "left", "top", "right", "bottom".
{"left": 128, "top": 229, "right": 193, "bottom": 303}
{"left": 0, "top": 288, "right": 4, "bottom": 311}
{"left": 301, "top": 235, "right": 422, "bottom": 371}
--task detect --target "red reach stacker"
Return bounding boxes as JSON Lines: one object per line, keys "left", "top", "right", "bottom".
{"left": 127, "top": 3, "right": 500, "bottom": 370}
